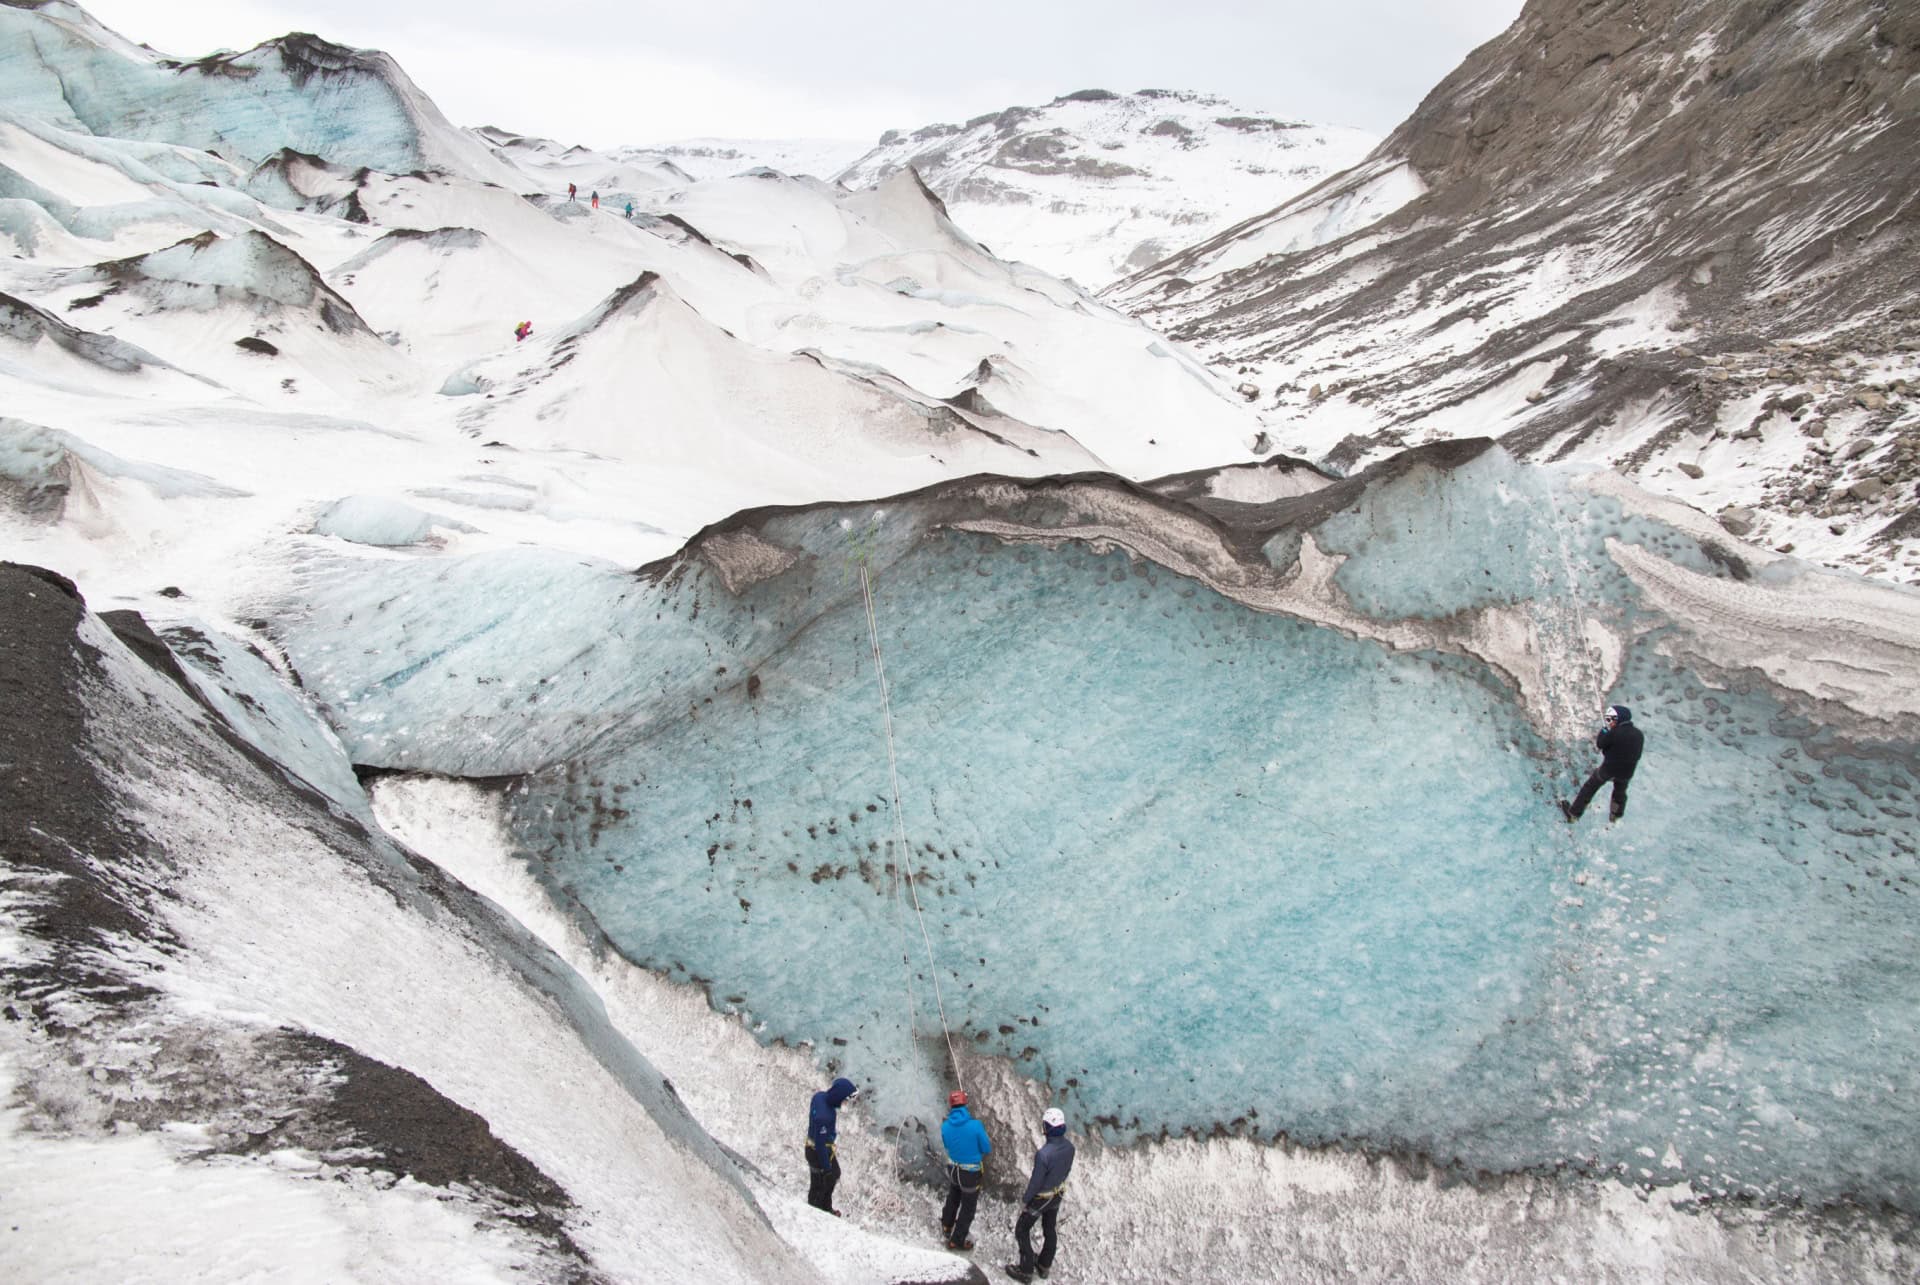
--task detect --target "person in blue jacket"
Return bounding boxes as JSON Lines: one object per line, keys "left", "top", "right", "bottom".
{"left": 938, "top": 1089, "right": 991, "bottom": 1250}
{"left": 1005, "top": 1107, "right": 1074, "bottom": 1282}
{"left": 805, "top": 1076, "right": 857, "bottom": 1214}
{"left": 1561, "top": 704, "right": 1646, "bottom": 824}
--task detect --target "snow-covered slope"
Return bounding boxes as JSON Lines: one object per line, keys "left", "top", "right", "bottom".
{"left": 1110, "top": 0, "right": 1920, "bottom": 583}
{"left": 630, "top": 136, "right": 872, "bottom": 183}
{"left": 838, "top": 89, "right": 1377, "bottom": 288}
{"left": 0, "top": 0, "right": 1269, "bottom": 598}
{"left": 0, "top": 564, "right": 833, "bottom": 1283}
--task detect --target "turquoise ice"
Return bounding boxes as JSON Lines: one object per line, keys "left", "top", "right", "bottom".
{"left": 275, "top": 449, "right": 1920, "bottom": 1210}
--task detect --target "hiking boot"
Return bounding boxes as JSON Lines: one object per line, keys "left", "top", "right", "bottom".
{"left": 1036, "top": 1267, "right": 1051, "bottom": 1279}
{"left": 946, "top": 1237, "right": 973, "bottom": 1251}
{"left": 1559, "top": 800, "right": 1578, "bottom": 823}
{"left": 1005, "top": 1267, "right": 1034, "bottom": 1283}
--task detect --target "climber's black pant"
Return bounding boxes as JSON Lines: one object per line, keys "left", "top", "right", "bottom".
{"left": 941, "top": 1164, "right": 981, "bottom": 1243}
{"left": 1014, "top": 1194, "right": 1062, "bottom": 1270}
{"left": 804, "top": 1143, "right": 840, "bottom": 1212}
{"left": 1570, "top": 766, "right": 1631, "bottom": 821}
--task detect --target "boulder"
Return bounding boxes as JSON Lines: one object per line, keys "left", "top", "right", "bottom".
{"left": 1677, "top": 462, "right": 1704, "bottom": 479}
{"left": 1717, "top": 505, "right": 1758, "bottom": 536}
{"left": 1847, "top": 478, "right": 1887, "bottom": 502}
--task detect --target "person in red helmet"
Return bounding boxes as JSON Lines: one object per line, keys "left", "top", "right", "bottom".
{"left": 938, "top": 1088, "right": 991, "bottom": 1251}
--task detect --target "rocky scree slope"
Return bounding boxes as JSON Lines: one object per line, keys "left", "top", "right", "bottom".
{"left": 1111, "top": 0, "right": 1920, "bottom": 582}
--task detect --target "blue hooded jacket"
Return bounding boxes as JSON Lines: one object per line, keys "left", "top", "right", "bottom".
{"left": 807, "top": 1077, "right": 857, "bottom": 1157}
{"left": 941, "top": 1105, "right": 992, "bottom": 1169}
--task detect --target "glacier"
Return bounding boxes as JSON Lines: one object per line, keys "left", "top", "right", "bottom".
{"left": 5, "top": 0, "right": 1920, "bottom": 1278}
{"left": 273, "top": 441, "right": 1920, "bottom": 1214}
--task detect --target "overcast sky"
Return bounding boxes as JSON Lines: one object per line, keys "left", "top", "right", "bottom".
{"left": 80, "top": 0, "right": 1525, "bottom": 148}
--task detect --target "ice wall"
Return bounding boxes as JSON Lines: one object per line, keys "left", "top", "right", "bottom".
{"left": 274, "top": 444, "right": 1920, "bottom": 1212}
{"left": 0, "top": 4, "right": 522, "bottom": 183}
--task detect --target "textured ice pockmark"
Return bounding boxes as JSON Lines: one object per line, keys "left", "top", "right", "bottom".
{"left": 275, "top": 449, "right": 1920, "bottom": 1211}
{"left": 501, "top": 552, "right": 1919, "bottom": 1207}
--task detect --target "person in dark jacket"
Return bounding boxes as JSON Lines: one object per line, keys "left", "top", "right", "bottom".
{"left": 1561, "top": 705, "right": 1645, "bottom": 823}
{"left": 805, "top": 1076, "right": 857, "bottom": 1214}
{"left": 1005, "top": 1108, "right": 1073, "bottom": 1283}
{"left": 938, "top": 1089, "right": 991, "bottom": 1250}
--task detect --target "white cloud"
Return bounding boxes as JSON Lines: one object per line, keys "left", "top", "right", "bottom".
{"left": 78, "top": 0, "right": 1524, "bottom": 144}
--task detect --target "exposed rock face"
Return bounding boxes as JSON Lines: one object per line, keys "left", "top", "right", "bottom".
{"left": 838, "top": 89, "right": 1376, "bottom": 287}
{"left": 1110, "top": 0, "right": 1920, "bottom": 581}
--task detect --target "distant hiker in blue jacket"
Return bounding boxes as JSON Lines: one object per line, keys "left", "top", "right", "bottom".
{"left": 805, "top": 1076, "right": 858, "bottom": 1214}
{"left": 1561, "top": 704, "right": 1645, "bottom": 823}
{"left": 939, "top": 1089, "right": 991, "bottom": 1250}
{"left": 1005, "top": 1108, "right": 1074, "bottom": 1283}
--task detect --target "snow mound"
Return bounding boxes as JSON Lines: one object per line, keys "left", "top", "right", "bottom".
{"left": 1, "top": 288, "right": 177, "bottom": 373}
{"left": 312, "top": 494, "right": 469, "bottom": 547}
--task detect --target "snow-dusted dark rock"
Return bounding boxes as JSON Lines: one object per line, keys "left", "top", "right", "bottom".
{"left": 1110, "top": 0, "right": 1920, "bottom": 579}
{"left": 838, "top": 89, "right": 1375, "bottom": 288}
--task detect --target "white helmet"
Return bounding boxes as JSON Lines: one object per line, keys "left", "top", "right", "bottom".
{"left": 1041, "top": 1107, "right": 1066, "bottom": 1130}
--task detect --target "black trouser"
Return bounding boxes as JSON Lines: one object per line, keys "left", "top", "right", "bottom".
{"left": 1570, "top": 766, "right": 1631, "bottom": 820}
{"left": 941, "top": 1164, "right": 981, "bottom": 1242}
{"left": 804, "top": 1143, "right": 840, "bottom": 1212}
{"left": 1014, "top": 1194, "right": 1062, "bottom": 1270}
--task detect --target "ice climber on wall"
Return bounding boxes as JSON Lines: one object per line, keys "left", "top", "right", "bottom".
{"left": 804, "top": 1076, "right": 858, "bottom": 1215}
{"left": 939, "top": 1089, "right": 991, "bottom": 1250}
{"left": 1005, "top": 1107, "right": 1074, "bottom": 1282}
{"left": 1561, "top": 705, "right": 1645, "bottom": 823}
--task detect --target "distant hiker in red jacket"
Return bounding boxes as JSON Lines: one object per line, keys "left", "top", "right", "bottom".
{"left": 566, "top": 182, "right": 576, "bottom": 202}
{"left": 591, "top": 190, "right": 599, "bottom": 210}
{"left": 514, "top": 320, "right": 532, "bottom": 342}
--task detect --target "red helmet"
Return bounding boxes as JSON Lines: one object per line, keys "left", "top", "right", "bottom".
{"left": 948, "top": 1090, "right": 968, "bottom": 1107}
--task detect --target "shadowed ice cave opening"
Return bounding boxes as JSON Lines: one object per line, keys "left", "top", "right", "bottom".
{"left": 273, "top": 448, "right": 1920, "bottom": 1213}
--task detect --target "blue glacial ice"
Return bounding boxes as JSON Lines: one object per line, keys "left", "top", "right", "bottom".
{"left": 273, "top": 443, "right": 1920, "bottom": 1211}
{"left": 0, "top": 3, "right": 518, "bottom": 182}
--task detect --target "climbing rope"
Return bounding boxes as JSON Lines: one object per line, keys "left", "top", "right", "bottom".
{"left": 1535, "top": 476, "right": 1607, "bottom": 770}
{"left": 859, "top": 561, "right": 964, "bottom": 1092}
